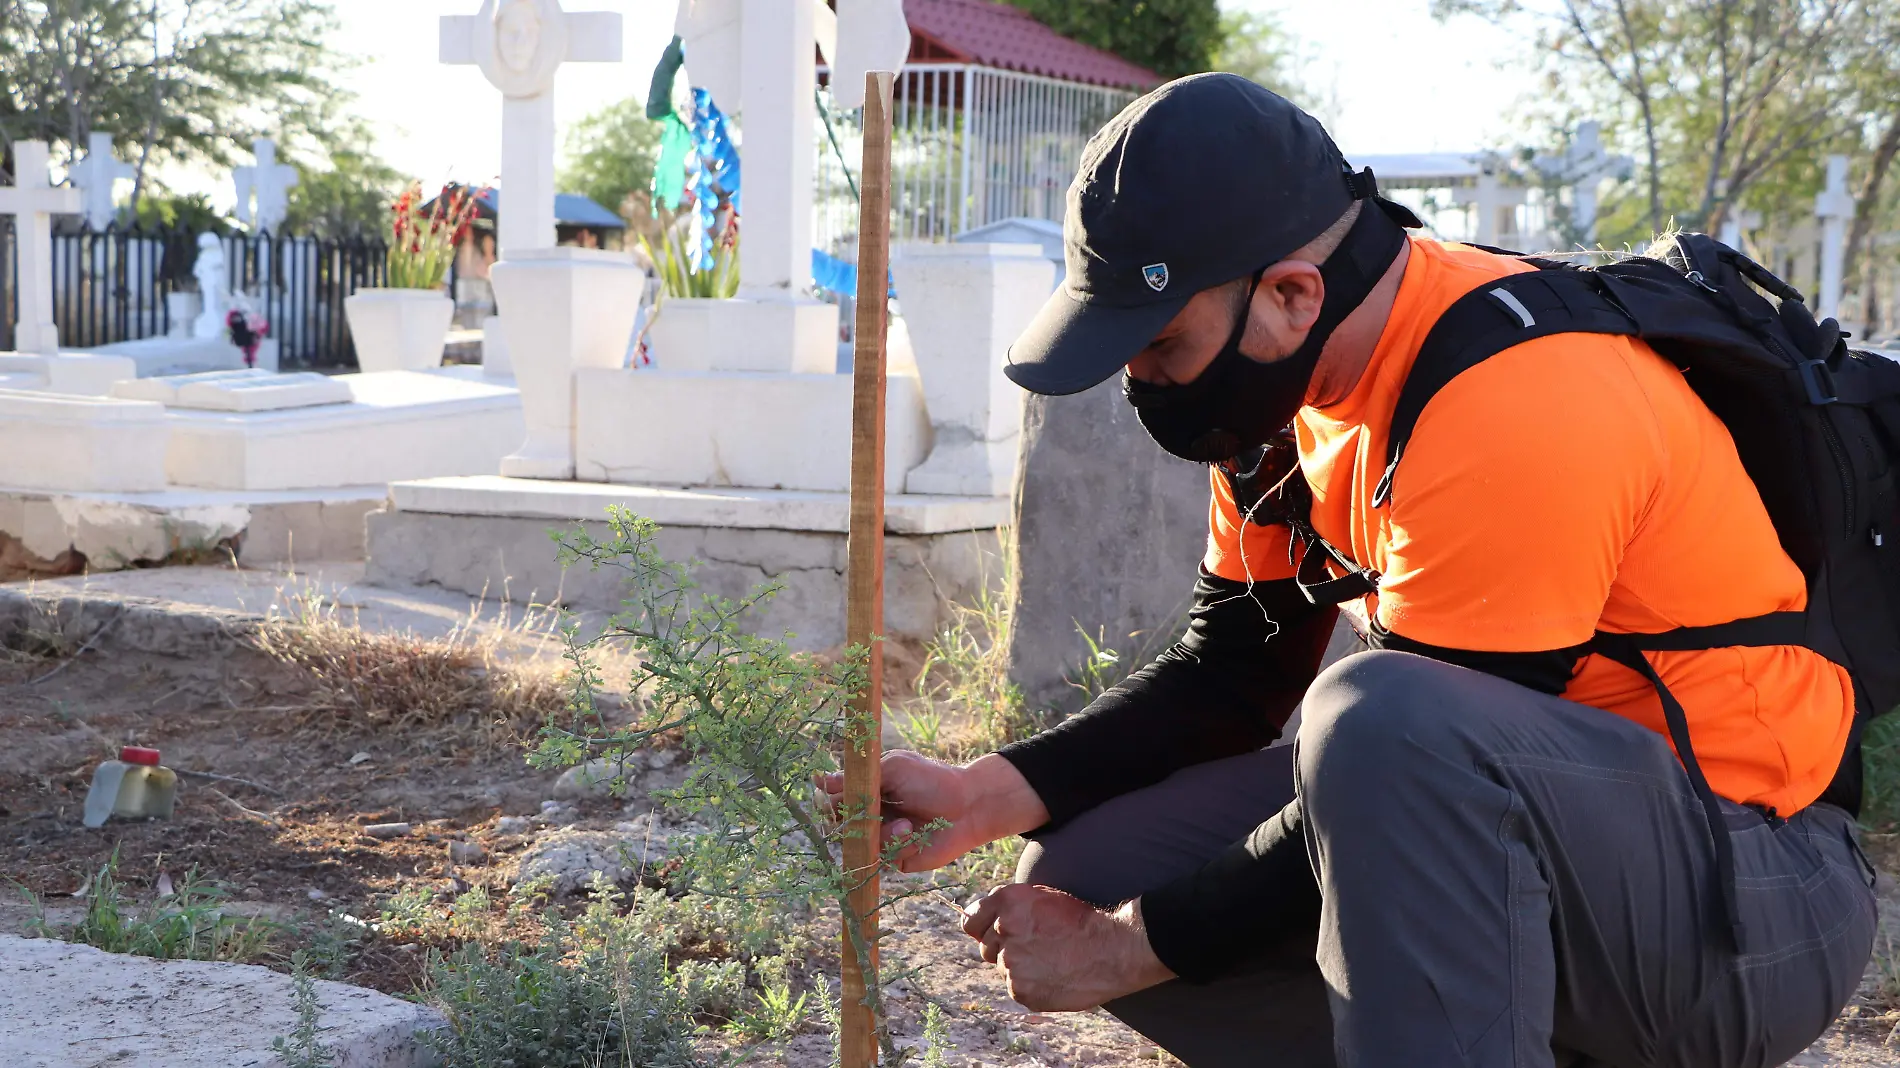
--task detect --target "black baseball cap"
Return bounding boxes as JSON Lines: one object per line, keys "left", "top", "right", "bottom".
{"left": 1004, "top": 73, "right": 1379, "bottom": 396}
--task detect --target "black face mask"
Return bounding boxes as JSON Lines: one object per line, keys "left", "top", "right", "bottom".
{"left": 1122, "top": 200, "right": 1410, "bottom": 463}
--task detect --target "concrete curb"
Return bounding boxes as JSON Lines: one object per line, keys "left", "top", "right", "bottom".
{"left": 0, "top": 935, "right": 442, "bottom": 1066}
{"left": 0, "top": 583, "right": 265, "bottom": 661}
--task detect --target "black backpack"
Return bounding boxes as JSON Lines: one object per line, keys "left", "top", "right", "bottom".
{"left": 1234, "top": 232, "right": 1900, "bottom": 946}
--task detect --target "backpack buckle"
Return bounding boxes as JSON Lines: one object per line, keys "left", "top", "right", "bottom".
{"left": 1798, "top": 359, "right": 1839, "bottom": 405}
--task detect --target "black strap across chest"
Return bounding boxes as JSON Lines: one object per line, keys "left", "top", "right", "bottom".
{"left": 1375, "top": 267, "right": 1641, "bottom": 506}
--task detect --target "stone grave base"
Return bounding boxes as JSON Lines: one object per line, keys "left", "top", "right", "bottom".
{"left": 0, "top": 350, "right": 139, "bottom": 395}
{"left": 163, "top": 368, "right": 522, "bottom": 491}
{"left": 0, "top": 934, "right": 437, "bottom": 1067}
{"left": 0, "top": 484, "right": 384, "bottom": 581}
{"left": 367, "top": 476, "right": 1011, "bottom": 650}
{"left": 68, "top": 333, "right": 266, "bottom": 376}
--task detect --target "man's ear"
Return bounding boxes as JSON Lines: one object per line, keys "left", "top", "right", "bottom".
{"left": 1255, "top": 261, "right": 1325, "bottom": 334}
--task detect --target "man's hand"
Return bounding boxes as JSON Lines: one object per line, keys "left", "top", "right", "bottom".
{"left": 818, "top": 751, "right": 1048, "bottom": 872}
{"left": 961, "top": 884, "right": 1175, "bottom": 1011}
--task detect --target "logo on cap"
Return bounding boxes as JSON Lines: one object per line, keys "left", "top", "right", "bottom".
{"left": 1142, "top": 263, "right": 1169, "bottom": 292}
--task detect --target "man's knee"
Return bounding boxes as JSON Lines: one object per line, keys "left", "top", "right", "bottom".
{"left": 1012, "top": 832, "right": 1125, "bottom": 908}
{"left": 1297, "top": 650, "right": 1474, "bottom": 802}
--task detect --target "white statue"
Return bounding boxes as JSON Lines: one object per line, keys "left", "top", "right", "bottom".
{"left": 191, "top": 233, "right": 231, "bottom": 340}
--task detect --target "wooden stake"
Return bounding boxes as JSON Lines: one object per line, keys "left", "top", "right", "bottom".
{"left": 842, "top": 68, "right": 895, "bottom": 1068}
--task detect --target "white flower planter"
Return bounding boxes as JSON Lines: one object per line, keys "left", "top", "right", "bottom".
{"left": 345, "top": 288, "right": 454, "bottom": 373}
{"left": 640, "top": 297, "right": 719, "bottom": 372}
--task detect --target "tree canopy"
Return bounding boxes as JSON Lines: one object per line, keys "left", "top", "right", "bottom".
{"left": 558, "top": 95, "right": 663, "bottom": 225}
{"left": 284, "top": 144, "right": 410, "bottom": 238}
{"left": 999, "top": 0, "right": 1225, "bottom": 81}
{"left": 0, "top": 0, "right": 399, "bottom": 223}
{"left": 1211, "top": 9, "right": 1325, "bottom": 114}
{"left": 1434, "top": 0, "right": 1900, "bottom": 261}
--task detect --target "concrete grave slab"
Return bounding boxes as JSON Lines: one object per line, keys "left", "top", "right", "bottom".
{"left": 0, "top": 934, "right": 439, "bottom": 1067}
{"left": 113, "top": 368, "right": 353, "bottom": 411}
{"left": 0, "top": 389, "right": 169, "bottom": 493}
{"left": 172, "top": 370, "right": 353, "bottom": 411}
{"left": 72, "top": 333, "right": 249, "bottom": 377}
{"left": 573, "top": 368, "right": 928, "bottom": 494}
{"left": 111, "top": 367, "right": 267, "bottom": 405}
{"left": 163, "top": 369, "right": 523, "bottom": 490}
{"left": 0, "top": 351, "right": 139, "bottom": 395}
{"left": 386, "top": 475, "right": 1007, "bottom": 534}
{"left": 367, "top": 476, "right": 1010, "bottom": 649}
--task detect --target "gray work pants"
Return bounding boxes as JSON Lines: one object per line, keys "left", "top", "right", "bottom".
{"left": 1017, "top": 651, "right": 1877, "bottom": 1067}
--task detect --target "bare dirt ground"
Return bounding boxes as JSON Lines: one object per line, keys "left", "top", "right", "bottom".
{"left": 3, "top": 595, "right": 1899, "bottom": 1065}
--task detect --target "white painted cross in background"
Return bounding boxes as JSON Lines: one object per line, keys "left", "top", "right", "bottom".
{"left": 673, "top": 0, "right": 908, "bottom": 297}
{"left": 441, "top": 0, "right": 623, "bottom": 256}
{"left": 0, "top": 141, "right": 84, "bottom": 355}
{"left": 1451, "top": 159, "right": 1526, "bottom": 248}
{"left": 70, "top": 132, "right": 135, "bottom": 231}
{"left": 1720, "top": 203, "right": 1763, "bottom": 252}
{"left": 233, "top": 138, "right": 299, "bottom": 234}
{"left": 1534, "top": 121, "right": 1634, "bottom": 247}
{"left": 1815, "top": 154, "right": 1854, "bottom": 322}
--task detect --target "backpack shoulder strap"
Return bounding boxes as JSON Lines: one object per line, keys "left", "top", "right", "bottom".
{"left": 1373, "top": 267, "right": 1640, "bottom": 507}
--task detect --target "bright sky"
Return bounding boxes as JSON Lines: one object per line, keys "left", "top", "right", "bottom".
{"left": 249, "top": 0, "right": 1538, "bottom": 199}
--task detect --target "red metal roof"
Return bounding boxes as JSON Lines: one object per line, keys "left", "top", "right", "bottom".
{"left": 902, "top": 0, "right": 1161, "bottom": 89}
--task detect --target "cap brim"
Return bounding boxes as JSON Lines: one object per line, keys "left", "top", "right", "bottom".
{"left": 1003, "top": 284, "right": 1190, "bottom": 396}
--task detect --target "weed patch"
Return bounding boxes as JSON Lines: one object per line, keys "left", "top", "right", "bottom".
{"left": 421, "top": 882, "right": 731, "bottom": 1068}
{"left": 22, "top": 852, "right": 275, "bottom": 963}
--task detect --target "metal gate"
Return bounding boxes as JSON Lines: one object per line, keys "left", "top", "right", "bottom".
{"left": 3, "top": 223, "right": 388, "bottom": 369}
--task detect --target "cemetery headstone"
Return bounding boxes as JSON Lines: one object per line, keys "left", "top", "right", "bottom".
{"left": 232, "top": 138, "right": 298, "bottom": 234}
{"left": 69, "top": 132, "right": 135, "bottom": 231}
{"left": 1533, "top": 121, "right": 1633, "bottom": 246}
{"left": 1720, "top": 203, "right": 1762, "bottom": 252}
{"left": 1815, "top": 154, "right": 1853, "bottom": 322}
{"left": 440, "top": 0, "right": 623, "bottom": 256}
{"left": 1005, "top": 377, "right": 1211, "bottom": 714}
{"left": 0, "top": 141, "right": 84, "bottom": 355}
{"left": 1451, "top": 163, "right": 1527, "bottom": 248}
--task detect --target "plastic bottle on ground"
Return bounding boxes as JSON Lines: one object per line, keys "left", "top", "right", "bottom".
{"left": 82, "top": 746, "right": 179, "bottom": 828}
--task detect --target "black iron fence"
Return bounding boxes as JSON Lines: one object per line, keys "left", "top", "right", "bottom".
{"left": 1, "top": 220, "right": 389, "bottom": 369}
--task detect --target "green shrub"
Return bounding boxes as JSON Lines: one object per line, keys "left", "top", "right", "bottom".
{"left": 421, "top": 882, "right": 712, "bottom": 1068}
{"left": 538, "top": 510, "right": 942, "bottom": 1062}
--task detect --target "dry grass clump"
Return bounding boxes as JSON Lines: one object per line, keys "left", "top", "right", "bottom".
{"left": 250, "top": 591, "right": 571, "bottom": 738}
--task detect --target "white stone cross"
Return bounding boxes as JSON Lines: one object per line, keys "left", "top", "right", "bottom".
{"left": 1534, "top": 121, "right": 1634, "bottom": 245}
{"left": 70, "top": 132, "right": 135, "bottom": 231}
{"left": 1815, "top": 154, "right": 1854, "bottom": 321}
{"left": 233, "top": 138, "right": 299, "bottom": 234}
{"left": 441, "top": 0, "right": 623, "bottom": 256}
{"left": 1451, "top": 161, "right": 1527, "bottom": 247}
{"left": 0, "top": 141, "right": 83, "bottom": 355}
{"left": 1719, "top": 203, "right": 1763, "bottom": 251}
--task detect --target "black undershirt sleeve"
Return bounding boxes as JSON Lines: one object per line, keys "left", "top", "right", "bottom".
{"left": 997, "top": 564, "right": 1589, "bottom": 985}
{"left": 996, "top": 571, "right": 1337, "bottom": 830}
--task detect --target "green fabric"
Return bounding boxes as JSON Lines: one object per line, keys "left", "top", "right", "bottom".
{"left": 651, "top": 113, "right": 692, "bottom": 212}
{"left": 646, "top": 35, "right": 685, "bottom": 121}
